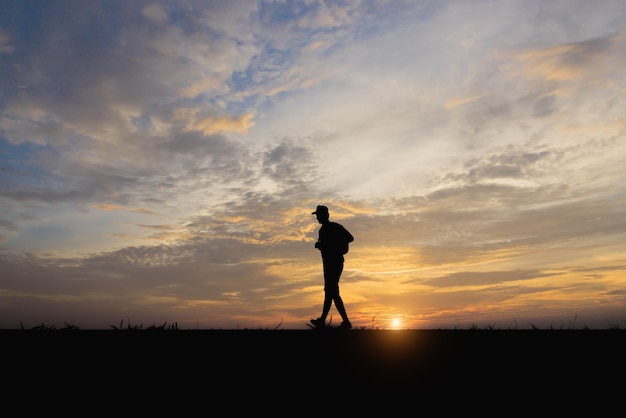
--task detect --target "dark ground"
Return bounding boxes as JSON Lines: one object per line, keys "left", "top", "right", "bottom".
{"left": 4, "top": 328, "right": 624, "bottom": 411}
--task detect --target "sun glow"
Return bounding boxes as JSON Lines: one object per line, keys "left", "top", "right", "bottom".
{"left": 391, "top": 318, "right": 402, "bottom": 329}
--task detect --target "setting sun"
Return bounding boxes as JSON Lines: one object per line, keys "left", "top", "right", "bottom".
{"left": 391, "top": 318, "right": 402, "bottom": 329}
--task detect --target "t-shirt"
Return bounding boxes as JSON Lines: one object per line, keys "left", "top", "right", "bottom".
{"left": 317, "top": 221, "right": 354, "bottom": 260}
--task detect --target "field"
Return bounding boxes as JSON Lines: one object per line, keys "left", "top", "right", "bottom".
{"left": 5, "top": 327, "right": 624, "bottom": 409}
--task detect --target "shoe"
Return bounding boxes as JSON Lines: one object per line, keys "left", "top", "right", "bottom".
{"left": 340, "top": 321, "right": 352, "bottom": 329}
{"left": 310, "top": 318, "right": 325, "bottom": 327}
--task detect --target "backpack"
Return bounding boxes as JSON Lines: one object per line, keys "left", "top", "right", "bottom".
{"left": 336, "top": 223, "right": 353, "bottom": 254}
{"left": 342, "top": 240, "right": 350, "bottom": 255}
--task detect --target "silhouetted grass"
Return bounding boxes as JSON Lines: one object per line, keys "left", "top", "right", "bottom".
{"left": 12, "top": 315, "right": 626, "bottom": 331}
{"left": 108, "top": 318, "right": 179, "bottom": 331}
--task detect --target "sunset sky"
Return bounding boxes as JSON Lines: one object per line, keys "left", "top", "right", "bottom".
{"left": 1, "top": 0, "right": 625, "bottom": 330}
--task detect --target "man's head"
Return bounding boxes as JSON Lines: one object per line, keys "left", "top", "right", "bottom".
{"left": 312, "top": 205, "right": 329, "bottom": 222}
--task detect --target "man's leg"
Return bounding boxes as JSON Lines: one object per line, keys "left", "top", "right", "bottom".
{"left": 311, "top": 266, "right": 333, "bottom": 326}
{"left": 320, "top": 292, "right": 332, "bottom": 320}
{"left": 334, "top": 293, "right": 350, "bottom": 323}
{"left": 314, "top": 259, "right": 347, "bottom": 326}
{"left": 331, "top": 261, "right": 351, "bottom": 326}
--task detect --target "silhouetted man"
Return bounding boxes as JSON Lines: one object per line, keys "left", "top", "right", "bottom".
{"left": 310, "top": 205, "right": 354, "bottom": 329}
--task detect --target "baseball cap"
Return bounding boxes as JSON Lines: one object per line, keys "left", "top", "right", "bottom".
{"left": 311, "top": 205, "right": 329, "bottom": 215}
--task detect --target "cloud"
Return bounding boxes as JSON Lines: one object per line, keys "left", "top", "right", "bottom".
{"left": 141, "top": 3, "right": 168, "bottom": 23}
{"left": 428, "top": 269, "right": 557, "bottom": 288}
{"left": 131, "top": 208, "right": 157, "bottom": 215}
{"left": 0, "top": 29, "right": 13, "bottom": 53}
{"left": 441, "top": 148, "right": 553, "bottom": 185}
{"left": 516, "top": 36, "right": 619, "bottom": 82}
{"left": 178, "top": 76, "right": 224, "bottom": 99}
{"left": 94, "top": 204, "right": 124, "bottom": 211}
{"left": 183, "top": 112, "right": 256, "bottom": 136}
{"left": 445, "top": 95, "right": 485, "bottom": 110}
{"left": 297, "top": 2, "right": 354, "bottom": 29}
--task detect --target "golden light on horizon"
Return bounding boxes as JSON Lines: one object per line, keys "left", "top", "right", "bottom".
{"left": 391, "top": 317, "right": 402, "bottom": 329}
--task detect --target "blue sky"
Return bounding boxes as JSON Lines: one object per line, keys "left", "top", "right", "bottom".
{"left": 1, "top": 0, "right": 625, "bottom": 329}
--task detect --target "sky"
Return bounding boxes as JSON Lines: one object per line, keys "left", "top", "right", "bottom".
{"left": 1, "top": 0, "right": 625, "bottom": 330}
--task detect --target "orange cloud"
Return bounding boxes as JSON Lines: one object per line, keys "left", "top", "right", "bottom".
{"left": 93, "top": 203, "right": 123, "bottom": 211}
{"left": 179, "top": 76, "right": 222, "bottom": 98}
{"left": 180, "top": 110, "right": 255, "bottom": 135}
{"left": 515, "top": 36, "right": 618, "bottom": 82}
{"left": 94, "top": 204, "right": 157, "bottom": 214}
{"left": 131, "top": 207, "right": 157, "bottom": 215}
{"left": 445, "top": 94, "right": 485, "bottom": 110}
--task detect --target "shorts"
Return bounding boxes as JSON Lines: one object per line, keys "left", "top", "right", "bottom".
{"left": 323, "top": 258, "right": 344, "bottom": 298}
